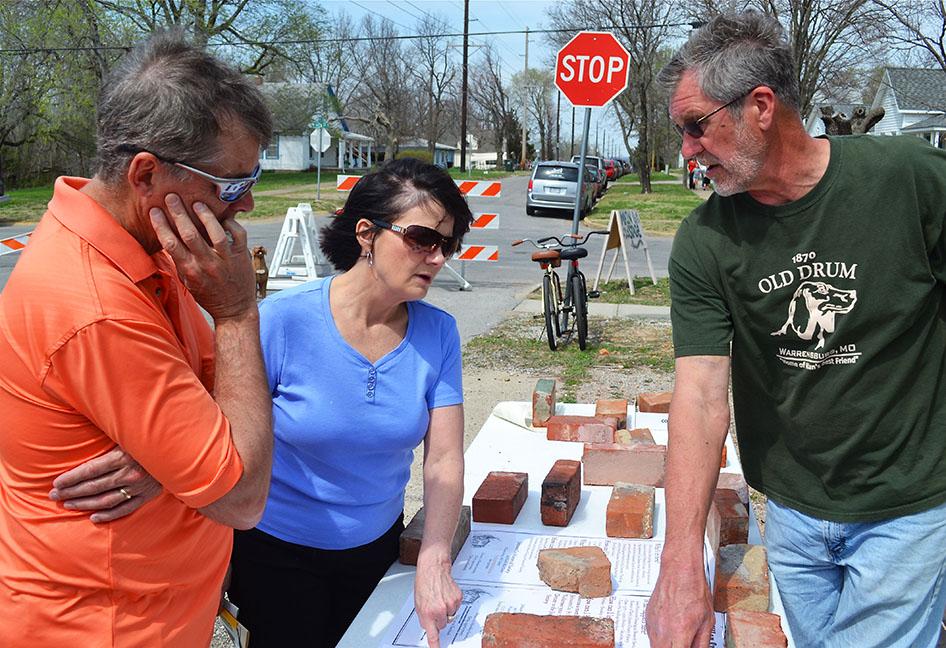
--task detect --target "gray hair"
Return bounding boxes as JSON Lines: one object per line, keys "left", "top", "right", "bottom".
{"left": 95, "top": 29, "right": 272, "bottom": 183}
{"left": 657, "top": 11, "right": 800, "bottom": 115}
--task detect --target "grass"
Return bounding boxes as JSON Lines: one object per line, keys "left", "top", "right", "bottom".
{"left": 464, "top": 314, "right": 674, "bottom": 402}
{"left": 621, "top": 171, "right": 678, "bottom": 182}
{"left": 586, "top": 178, "right": 703, "bottom": 236}
{"left": 527, "top": 277, "right": 672, "bottom": 307}
{"left": 0, "top": 186, "right": 54, "bottom": 223}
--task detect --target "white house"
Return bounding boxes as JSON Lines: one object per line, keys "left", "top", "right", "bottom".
{"left": 870, "top": 67, "right": 946, "bottom": 147}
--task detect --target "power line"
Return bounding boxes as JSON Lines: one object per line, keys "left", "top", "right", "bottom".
{"left": 0, "top": 23, "right": 700, "bottom": 55}
{"left": 350, "top": 0, "right": 412, "bottom": 30}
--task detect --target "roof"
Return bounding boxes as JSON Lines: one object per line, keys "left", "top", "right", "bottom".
{"left": 901, "top": 113, "right": 946, "bottom": 131}
{"left": 885, "top": 68, "right": 946, "bottom": 112}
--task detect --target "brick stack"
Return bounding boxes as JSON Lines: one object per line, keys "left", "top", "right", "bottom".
{"left": 725, "top": 609, "right": 788, "bottom": 647}
{"left": 473, "top": 472, "right": 528, "bottom": 524}
{"left": 532, "top": 379, "right": 557, "bottom": 427}
{"left": 537, "top": 546, "right": 612, "bottom": 598}
{"left": 637, "top": 391, "right": 672, "bottom": 413}
{"left": 546, "top": 415, "right": 618, "bottom": 443}
{"left": 594, "top": 399, "right": 628, "bottom": 429}
{"left": 605, "top": 483, "right": 655, "bottom": 539}
{"left": 714, "top": 544, "right": 770, "bottom": 613}
{"left": 713, "top": 490, "right": 748, "bottom": 546}
{"left": 541, "top": 460, "right": 582, "bottom": 526}
{"left": 615, "top": 427, "right": 655, "bottom": 446}
{"left": 582, "top": 443, "right": 666, "bottom": 487}
{"left": 482, "top": 613, "right": 615, "bottom": 647}
{"left": 398, "top": 505, "right": 471, "bottom": 566}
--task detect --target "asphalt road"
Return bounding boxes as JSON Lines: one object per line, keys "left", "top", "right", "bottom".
{"left": 0, "top": 175, "right": 672, "bottom": 342}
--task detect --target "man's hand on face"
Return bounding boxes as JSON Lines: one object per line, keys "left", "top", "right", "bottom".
{"left": 149, "top": 193, "right": 257, "bottom": 321}
{"left": 49, "top": 446, "right": 162, "bottom": 523}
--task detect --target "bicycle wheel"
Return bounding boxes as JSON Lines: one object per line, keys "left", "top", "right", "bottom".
{"left": 560, "top": 270, "right": 571, "bottom": 333}
{"left": 571, "top": 272, "right": 588, "bottom": 350}
{"left": 542, "top": 273, "right": 558, "bottom": 351}
{"left": 552, "top": 270, "right": 565, "bottom": 335}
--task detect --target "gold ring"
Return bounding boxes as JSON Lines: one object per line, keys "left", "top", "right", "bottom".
{"left": 119, "top": 487, "right": 132, "bottom": 500}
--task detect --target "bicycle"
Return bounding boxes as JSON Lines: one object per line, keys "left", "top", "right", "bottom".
{"left": 512, "top": 230, "right": 609, "bottom": 351}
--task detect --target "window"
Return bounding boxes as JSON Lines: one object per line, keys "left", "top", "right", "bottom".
{"left": 262, "top": 136, "right": 280, "bottom": 160}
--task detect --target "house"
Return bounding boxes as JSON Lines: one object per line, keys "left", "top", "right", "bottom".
{"left": 375, "top": 139, "right": 457, "bottom": 168}
{"left": 869, "top": 67, "right": 946, "bottom": 147}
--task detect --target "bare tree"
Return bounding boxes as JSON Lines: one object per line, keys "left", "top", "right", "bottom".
{"left": 873, "top": 0, "right": 946, "bottom": 71}
{"left": 469, "top": 45, "right": 515, "bottom": 167}
{"left": 512, "top": 69, "right": 557, "bottom": 160}
{"left": 410, "top": 14, "right": 458, "bottom": 155}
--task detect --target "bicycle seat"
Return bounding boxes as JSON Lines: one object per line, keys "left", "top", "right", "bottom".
{"left": 531, "top": 249, "right": 561, "bottom": 262}
{"left": 559, "top": 246, "right": 588, "bottom": 260}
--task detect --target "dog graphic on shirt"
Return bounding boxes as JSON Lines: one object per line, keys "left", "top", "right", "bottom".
{"left": 771, "top": 281, "right": 857, "bottom": 350}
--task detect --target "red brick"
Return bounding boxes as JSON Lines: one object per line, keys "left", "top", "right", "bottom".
{"left": 532, "top": 378, "right": 557, "bottom": 427}
{"left": 482, "top": 613, "right": 615, "bottom": 647}
{"left": 717, "top": 472, "right": 749, "bottom": 506}
{"left": 541, "top": 459, "right": 582, "bottom": 526}
{"left": 615, "top": 427, "right": 655, "bottom": 446}
{"left": 399, "top": 505, "right": 471, "bottom": 566}
{"left": 547, "top": 415, "right": 617, "bottom": 443}
{"left": 594, "top": 399, "right": 628, "bottom": 429}
{"left": 720, "top": 444, "right": 728, "bottom": 468}
{"left": 605, "top": 482, "right": 655, "bottom": 539}
{"left": 582, "top": 443, "right": 666, "bottom": 487}
{"left": 637, "top": 391, "right": 672, "bottom": 413}
{"left": 726, "top": 609, "right": 788, "bottom": 648}
{"left": 537, "top": 546, "right": 612, "bottom": 598}
{"left": 713, "top": 490, "right": 748, "bottom": 546}
{"left": 714, "top": 544, "right": 770, "bottom": 613}
{"left": 473, "top": 472, "right": 528, "bottom": 524}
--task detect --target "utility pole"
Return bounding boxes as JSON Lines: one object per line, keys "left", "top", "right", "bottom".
{"left": 555, "top": 91, "right": 561, "bottom": 160}
{"left": 460, "top": 0, "right": 469, "bottom": 172}
{"left": 595, "top": 121, "right": 599, "bottom": 155}
{"left": 520, "top": 26, "right": 528, "bottom": 168}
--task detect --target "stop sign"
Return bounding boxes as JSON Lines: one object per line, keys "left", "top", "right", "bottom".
{"left": 555, "top": 32, "right": 631, "bottom": 107}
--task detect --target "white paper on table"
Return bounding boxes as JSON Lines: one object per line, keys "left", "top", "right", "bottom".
{"left": 378, "top": 583, "right": 726, "bottom": 648}
{"left": 452, "top": 528, "right": 662, "bottom": 595}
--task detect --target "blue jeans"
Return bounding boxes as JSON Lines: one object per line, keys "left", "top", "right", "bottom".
{"left": 764, "top": 498, "right": 946, "bottom": 648}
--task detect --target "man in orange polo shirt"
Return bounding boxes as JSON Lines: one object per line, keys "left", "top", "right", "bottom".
{"left": 0, "top": 32, "right": 273, "bottom": 646}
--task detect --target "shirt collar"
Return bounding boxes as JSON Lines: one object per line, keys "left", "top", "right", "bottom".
{"left": 47, "top": 176, "right": 160, "bottom": 284}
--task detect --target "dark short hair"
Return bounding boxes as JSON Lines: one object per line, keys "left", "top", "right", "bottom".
{"left": 657, "top": 10, "right": 800, "bottom": 114}
{"left": 95, "top": 29, "right": 272, "bottom": 182}
{"left": 320, "top": 158, "right": 474, "bottom": 271}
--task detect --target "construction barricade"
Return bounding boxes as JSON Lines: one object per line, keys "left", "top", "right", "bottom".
{"left": 266, "top": 203, "right": 332, "bottom": 292}
{"left": 0, "top": 231, "right": 31, "bottom": 256}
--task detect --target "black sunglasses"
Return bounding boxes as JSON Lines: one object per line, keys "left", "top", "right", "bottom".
{"left": 673, "top": 90, "right": 752, "bottom": 139}
{"left": 371, "top": 219, "right": 460, "bottom": 257}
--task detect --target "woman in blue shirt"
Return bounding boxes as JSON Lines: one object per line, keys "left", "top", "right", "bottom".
{"left": 227, "top": 158, "right": 471, "bottom": 647}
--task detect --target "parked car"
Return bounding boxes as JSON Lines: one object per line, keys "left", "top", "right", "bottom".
{"left": 586, "top": 165, "right": 605, "bottom": 200}
{"left": 527, "top": 161, "right": 594, "bottom": 218}
{"left": 603, "top": 158, "right": 618, "bottom": 181}
{"left": 571, "top": 154, "right": 607, "bottom": 189}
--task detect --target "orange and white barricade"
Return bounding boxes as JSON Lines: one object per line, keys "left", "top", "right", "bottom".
{"left": 454, "top": 244, "right": 499, "bottom": 262}
{"left": 0, "top": 231, "right": 31, "bottom": 256}
{"left": 336, "top": 176, "right": 502, "bottom": 198}
{"left": 336, "top": 175, "right": 361, "bottom": 192}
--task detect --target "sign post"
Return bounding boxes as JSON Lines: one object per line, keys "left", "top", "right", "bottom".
{"left": 310, "top": 118, "right": 331, "bottom": 200}
{"left": 554, "top": 32, "right": 631, "bottom": 237}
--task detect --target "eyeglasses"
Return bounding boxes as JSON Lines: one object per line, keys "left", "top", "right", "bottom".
{"left": 118, "top": 144, "right": 261, "bottom": 203}
{"left": 673, "top": 90, "right": 751, "bottom": 139}
{"left": 371, "top": 219, "right": 460, "bottom": 257}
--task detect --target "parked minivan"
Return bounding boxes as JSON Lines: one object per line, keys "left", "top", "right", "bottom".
{"left": 527, "top": 161, "right": 594, "bottom": 218}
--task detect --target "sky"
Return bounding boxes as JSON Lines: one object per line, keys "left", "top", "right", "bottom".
{"left": 320, "top": 0, "right": 631, "bottom": 157}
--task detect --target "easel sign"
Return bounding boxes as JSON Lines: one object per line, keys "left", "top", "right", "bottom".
{"left": 592, "top": 209, "right": 657, "bottom": 295}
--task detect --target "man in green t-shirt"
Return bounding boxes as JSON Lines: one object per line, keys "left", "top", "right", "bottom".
{"left": 644, "top": 11, "right": 946, "bottom": 648}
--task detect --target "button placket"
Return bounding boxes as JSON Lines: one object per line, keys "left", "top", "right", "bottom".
{"left": 366, "top": 367, "right": 377, "bottom": 401}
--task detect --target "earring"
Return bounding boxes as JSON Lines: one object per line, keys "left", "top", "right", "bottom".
{"left": 366, "top": 250, "right": 373, "bottom": 267}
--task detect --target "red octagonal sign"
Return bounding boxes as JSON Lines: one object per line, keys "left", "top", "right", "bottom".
{"left": 555, "top": 31, "right": 631, "bottom": 108}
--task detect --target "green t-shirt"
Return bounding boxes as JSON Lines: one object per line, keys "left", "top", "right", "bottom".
{"left": 670, "top": 135, "right": 946, "bottom": 522}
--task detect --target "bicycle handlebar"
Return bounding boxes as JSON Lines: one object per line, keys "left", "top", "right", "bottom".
{"left": 513, "top": 230, "right": 610, "bottom": 249}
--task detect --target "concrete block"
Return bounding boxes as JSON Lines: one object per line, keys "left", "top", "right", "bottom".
{"left": 615, "top": 427, "right": 655, "bottom": 446}
{"left": 473, "top": 471, "right": 528, "bottom": 524}
{"left": 482, "top": 613, "right": 615, "bottom": 647}
{"left": 605, "top": 482, "right": 655, "bottom": 539}
{"left": 594, "top": 399, "right": 628, "bottom": 429}
{"left": 547, "top": 415, "right": 617, "bottom": 443}
{"left": 532, "top": 379, "right": 557, "bottom": 427}
{"left": 582, "top": 443, "right": 666, "bottom": 487}
{"left": 637, "top": 391, "right": 672, "bottom": 413}
{"left": 717, "top": 472, "right": 749, "bottom": 506}
{"left": 537, "top": 546, "right": 612, "bottom": 598}
{"left": 726, "top": 609, "right": 788, "bottom": 648}
{"left": 713, "top": 489, "right": 749, "bottom": 547}
{"left": 714, "top": 544, "right": 770, "bottom": 613}
{"left": 541, "top": 459, "right": 582, "bottom": 526}
{"left": 399, "top": 505, "right": 471, "bottom": 566}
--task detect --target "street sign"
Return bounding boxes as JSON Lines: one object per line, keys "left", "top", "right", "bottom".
{"left": 555, "top": 32, "right": 631, "bottom": 108}
{"left": 310, "top": 128, "right": 331, "bottom": 153}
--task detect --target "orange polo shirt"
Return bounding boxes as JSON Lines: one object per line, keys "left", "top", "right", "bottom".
{"left": 0, "top": 177, "right": 244, "bottom": 647}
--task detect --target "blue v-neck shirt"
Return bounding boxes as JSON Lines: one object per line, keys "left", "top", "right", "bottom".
{"left": 254, "top": 276, "right": 463, "bottom": 549}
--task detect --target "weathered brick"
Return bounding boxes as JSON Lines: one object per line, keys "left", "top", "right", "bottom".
{"left": 582, "top": 443, "right": 666, "bottom": 487}
{"left": 720, "top": 444, "right": 728, "bottom": 468}
{"left": 637, "top": 391, "right": 672, "bottom": 413}
{"left": 537, "top": 546, "right": 612, "bottom": 598}
{"left": 541, "top": 459, "right": 582, "bottom": 526}
{"left": 594, "top": 399, "right": 628, "bottom": 429}
{"left": 713, "top": 489, "right": 748, "bottom": 546}
{"left": 615, "top": 427, "right": 655, "bottom": 446}
{"left": 399, "top": 505, "right": 471, "bottom": 566}
{"left": 473, "top": 472, "right": 528, "bottom": 524}
{"left": 482, "top": 613, "right": 615, "bottom": 647}
{"left": 532, "top": 378, "right": 557, "bottom": 427}
{"left": 726, "top": 609, "right": 788, "bottom": 648}
{"left": 546, "top": 415, "right": 617, "bottom": 443}
{"left": 714, "top": 544, "right": 770, "bottom": 613}
{"left": 605, "top": 482, "right": 655, "bottom": 539}
{"left": 717, "top": 472, "right": 749, "bottom": 506}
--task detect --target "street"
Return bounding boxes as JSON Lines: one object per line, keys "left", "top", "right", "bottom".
{"left": 0, "top": 174, "right": 672, "bottom": 342}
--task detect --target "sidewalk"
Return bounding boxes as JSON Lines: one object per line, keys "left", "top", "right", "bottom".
{"left": 513, "top": 298, "right": 670, "bottom": 319}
